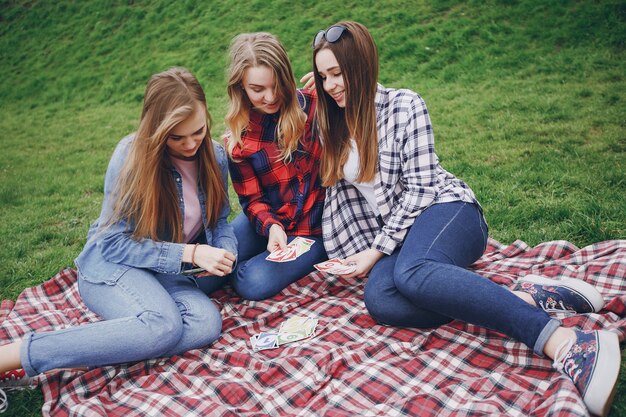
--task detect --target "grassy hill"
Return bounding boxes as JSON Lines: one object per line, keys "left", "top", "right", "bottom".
{"left": 1, "top": 0, "right": 624, "bottom": 415}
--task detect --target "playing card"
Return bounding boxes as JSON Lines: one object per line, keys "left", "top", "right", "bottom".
{"left": 314, "top": 259, "right": 357, "bottom": 275}
{"left": 277, "top": 328, "right": 310, "bottom": 345}
{"left": 326, "top": 263, "right": 357, "bottom": 275}
{"left": 249, "top": 333, "right": 259, "bottom": 349}
{"left": 279, "top": 316, "right": 309, "bottom": 331}
{"left": 266, "top": 238, "right": 316, "bottom": 262}
{"left": 250, "top": 317, "right": 319, "bottom": 352}
{"left": 294, "top": 237, "right": 315, "bottom": 246}
{"left": 265, "top": 245, "right": 298, "bottom": 262}
{"left": 280, "top": 317, "right": 318, "bottom": 336}
{"left": 253, "top": 332, "right": 279, "bottom": 351}
{"left": 314, "top": 259, "right": 344, "bottom": 272}
{"left": 290, "top": 237, "right": 315, "bottom": 257}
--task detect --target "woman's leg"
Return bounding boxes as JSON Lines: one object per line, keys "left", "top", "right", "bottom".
{"left": 365, "top": 253, "right": 454, "bottom": 328}
{"left": 391, "top": 201, "right": 556, "bottom": 354}
{"left": 231, "top": 213, "right": 328, "bottom": 300}
{"left": 193, "top": 273, "right": 230, "bottom": 296}
{"left": 233, "top": 240, "right": 328, "bottom": 301}
{"left": 154, "top": 273, "right": 221, "bottom": 356}
{"left": 231, "top": 213, "right": 270, "bottom": 263}
{"left": 368, "top": 202, "right": 620, "bottom": 416}
{"left": 19, "top": 268, "right": 214, "bottom": 376}
{"left": 364, "top": 201, "right": 486, "bottom": 329}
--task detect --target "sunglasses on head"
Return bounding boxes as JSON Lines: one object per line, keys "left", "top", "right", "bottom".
{"left": 312, "top": 25, "right": 348, "bottom": 48}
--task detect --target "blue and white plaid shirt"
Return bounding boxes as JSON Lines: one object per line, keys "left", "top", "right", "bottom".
{"left": 322, "top": 84, "right": 480, "bottom": 259}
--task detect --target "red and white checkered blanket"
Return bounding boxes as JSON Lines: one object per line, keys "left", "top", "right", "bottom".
{"left": 2, "top": 239, "right": 625, "bottom": 416}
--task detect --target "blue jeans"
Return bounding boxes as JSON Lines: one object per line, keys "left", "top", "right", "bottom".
{"left": 364, "top": 201, "right": 558, "bottom": 356}
{"left": 231, "top": 213, "right": 328, "bottom": 300}
{"left": 20, "top": 269, "right": 222, "bottom": 376}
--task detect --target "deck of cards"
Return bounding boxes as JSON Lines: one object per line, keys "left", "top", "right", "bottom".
{"left": 266, "top": 237, "right": 316, "bottom": 263}
{"left": 313, "top": 258, "right": 357, "bottom": 275}
{"left": 250, "top": 316, "right": 318, "bottom": 352}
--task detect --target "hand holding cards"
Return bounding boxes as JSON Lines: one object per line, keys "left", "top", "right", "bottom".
{"left": 250, "top": 316, "right": 318, "bottom": 352}
{"left": 313, "top": 258, "right": 357, "bottom": 275}
{"left": 266, "top": 237, "right": 316, "bottom": 262}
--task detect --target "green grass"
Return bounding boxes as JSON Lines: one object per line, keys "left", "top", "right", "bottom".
{"left": 1, "top": 0, "right": 625, "bottom": 415}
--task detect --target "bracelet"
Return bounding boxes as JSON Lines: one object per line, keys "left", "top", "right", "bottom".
{"left": 191, "top": 243, "right": 199, "bottom": 267}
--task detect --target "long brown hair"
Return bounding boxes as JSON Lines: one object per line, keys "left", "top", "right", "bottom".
{"left": 313, "top": 21, "right": 379, "bottom": 186}
{"left": 110, "top": 67, "right": 226, "bottom": 242}
{"left": 225, "top": 32, "right": 305, "bottom": 162}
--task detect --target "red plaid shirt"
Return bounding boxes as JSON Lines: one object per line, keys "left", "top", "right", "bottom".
{"left": 227, "top": 89, "right": 324, "bottom": 237}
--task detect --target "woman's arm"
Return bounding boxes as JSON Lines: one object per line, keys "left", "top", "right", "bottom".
{"left": 372, "top": 94, "right": 439, "bottom": 255}
{"left": 93, "top": 135, "right": 186, "bottom": 274}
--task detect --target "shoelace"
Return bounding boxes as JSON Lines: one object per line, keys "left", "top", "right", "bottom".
{"left": 552, "top": 336, "right": 575, "bottom": 373}
{"left": 0, "top": 389, "right": 7, "bottom": 414}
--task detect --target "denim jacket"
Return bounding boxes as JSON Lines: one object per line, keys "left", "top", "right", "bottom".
{"left": 75, "top": 134, "right": 237, "bottom": 284}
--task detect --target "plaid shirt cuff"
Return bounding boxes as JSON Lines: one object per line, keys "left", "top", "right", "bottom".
{"left": 261, "top": 218, "right": 283, "bottom": 237}
{"left": 372, "top": 233, "right": 397, "bottom": 255}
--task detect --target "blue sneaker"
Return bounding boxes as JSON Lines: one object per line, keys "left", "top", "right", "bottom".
{"left": 514, "top": 275, "right": 604, "bottom": 313}
{"left": 553, "top": 330, "right": 620, "bottom": 417}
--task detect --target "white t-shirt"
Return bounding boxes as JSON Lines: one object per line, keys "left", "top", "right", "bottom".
{"left": 343, "top": 139, "right": 380, "bottom": 216}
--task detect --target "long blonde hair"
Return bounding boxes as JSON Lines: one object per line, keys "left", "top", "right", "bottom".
{"left": 110, "top": 67, "right": 226, "bottom": 242}
{"left": 225, "top": 32, "right": 305, "bottom": 161}
{"left": 313, "top": 21, "right": 379, "bottom": 186}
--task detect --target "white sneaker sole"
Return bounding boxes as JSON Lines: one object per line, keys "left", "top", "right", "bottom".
{"left": 518, "top": 274, "right": 605, "bottom": 313}
{"left": 583, "top": 330, "right": 620, "bottom": 417}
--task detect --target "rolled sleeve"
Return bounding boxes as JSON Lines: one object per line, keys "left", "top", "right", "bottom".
{"left": 375, "top": 95, "right": 438, "bottom": 252}
{"left": 97, "top": 221, "right": 186, "bottom": 274}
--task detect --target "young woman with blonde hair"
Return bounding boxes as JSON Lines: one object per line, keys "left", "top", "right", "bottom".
{"left": 0, "top": 67, "right": 236, "bottom": 391}
{"left": 225, "top": 32, "right": 327, "bottom": 300}
{"left": 312, "top": 21, "right": 620, "bottom": 417}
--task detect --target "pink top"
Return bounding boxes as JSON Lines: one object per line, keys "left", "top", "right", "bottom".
{"left": 171, "top": 156, "right": 203, "bottom": 243}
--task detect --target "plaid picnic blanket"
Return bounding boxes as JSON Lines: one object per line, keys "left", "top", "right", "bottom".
{"left": 1, "top": 238, "right": 625, "bottom": 416}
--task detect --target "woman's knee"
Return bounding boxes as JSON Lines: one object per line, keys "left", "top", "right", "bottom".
{"left": 393, "top": 257, "right": 430, "bottom": 293}
{"left": 232, "top": 263, "right": 276, "bottom": 301}
{"left": 201, "top": 305, "right": 222, "bottom": 345}
{"left": 363, "top": 287, "right": 396, "bottom": 325}
{"left": 363, "top": 268, "right": 404, "bottom": 326}
{"left": 136, "top": 309, "right": 185, "bottom": 356}
{"left": 182, "top": 297, "right": 222, "bottom": 346}
{"left": 234, "top": 282, "right": 274, "bottom": 301}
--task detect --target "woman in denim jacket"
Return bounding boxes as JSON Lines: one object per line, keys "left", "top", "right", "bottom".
{"left": 0, "top": 67, "right": 237, "bottom": 384}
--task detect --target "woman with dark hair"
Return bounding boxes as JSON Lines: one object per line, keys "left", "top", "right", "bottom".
{"left": 311, "top": 21, "right": 619, "bottom": 417}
